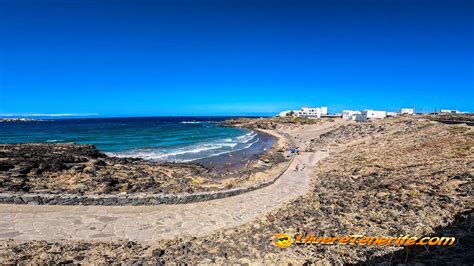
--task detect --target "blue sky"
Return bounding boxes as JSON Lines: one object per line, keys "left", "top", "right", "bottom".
{"left": 0, "top": 0, "right": 473, "bottom": 116}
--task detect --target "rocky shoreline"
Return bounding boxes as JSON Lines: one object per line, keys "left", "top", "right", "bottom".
{"left": 0, "top": 155, "right": 292, "bottom": 205}
{"left": 0, "top": 129, "right": 288, "bottom": 197}
{"left": 224, "top": 116, "right": 323, "bottom": 130}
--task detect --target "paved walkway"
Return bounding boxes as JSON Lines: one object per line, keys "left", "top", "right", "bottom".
{"left": 0, "top": 151, "right": 328, "bottom": 243}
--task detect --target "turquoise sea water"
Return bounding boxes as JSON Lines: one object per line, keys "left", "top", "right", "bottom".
{"left": 0, "top": 117, "right": 262, "bottom": 162}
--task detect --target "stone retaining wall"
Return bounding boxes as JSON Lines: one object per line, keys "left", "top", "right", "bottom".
{"left": 0, "top": 157, "right": 294, "bottom": 206}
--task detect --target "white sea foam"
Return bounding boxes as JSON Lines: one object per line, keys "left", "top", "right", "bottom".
{"left": 179, "top": 121, "right": 216, "bottom": 124}
{"left": 177, "top": 138, "right": 259, "bottom": 162}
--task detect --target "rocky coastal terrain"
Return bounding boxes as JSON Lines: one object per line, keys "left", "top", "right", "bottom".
{"left": 0, "top": 141, "right": 286, "bottom": 195}
{"left": 0, "top": 117, "right": 472, "bottom": 264}
{"left": 225, "top": 116, "right": 323, "bottom": 130}
{"left": 0, "top": 118, "right": 38, "bottom": 122}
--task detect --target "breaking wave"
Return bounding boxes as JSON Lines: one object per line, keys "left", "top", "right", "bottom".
{"left": 46, "top": 139, "right": 64, "bottom": 143}
{"left": 180, "top": 121, "right": 217, "bottom": 124}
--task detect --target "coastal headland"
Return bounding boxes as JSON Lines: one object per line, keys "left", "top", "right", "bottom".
{"left": 0, "top": 116, "right": 472, "bottom": 264}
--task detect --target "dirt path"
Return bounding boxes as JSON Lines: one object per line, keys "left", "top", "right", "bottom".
{"left": 0, "top": 150, "right": 330, "bottom": 243}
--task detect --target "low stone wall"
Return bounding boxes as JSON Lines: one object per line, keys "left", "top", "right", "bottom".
{"left": 0, "top": 158, "right": 294, "bottom": 206}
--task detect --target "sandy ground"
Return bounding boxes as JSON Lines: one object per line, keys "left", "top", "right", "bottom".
{"left": 280, "top": 119, "right": 347, "bottom": 150}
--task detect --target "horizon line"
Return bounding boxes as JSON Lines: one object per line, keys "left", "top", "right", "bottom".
{"left": 0, "top": 113, "right": 100, "bottom": 117}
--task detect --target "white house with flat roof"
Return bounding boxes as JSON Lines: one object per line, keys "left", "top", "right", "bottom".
{"left": 363, "top": 109, "right": 387, "bottom": 119}
{"left": 342, "top": 110, "right": 361, "bottom": 120}
{"left": 297, "top": 106, "right": 328, "bottom": 118}
{"left": 278, "top": 106, "right": 328, "bottom": 118}
{"left": 400, "top": 108, "right": 414, "bottom": 115}
{"left": 355, "top": 109, "right": 387, "bottom": 122}
{"left": 441, "top": 109, "right": 463, "bottom": 114}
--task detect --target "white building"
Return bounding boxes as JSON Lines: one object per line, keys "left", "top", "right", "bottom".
{"left": 400, "top": 108, "right": 414, "bottom": 115}
{"left": 278, "top": 106, "right": 328, "bottom": 118}
{"left": 363, "top": 109, "right": 387, "bottom": 119}
{"left": 441, "top": 109, "right": 463, "bottom": 114}
{"left": 355, "top": 109, "right": 387, "bottom": 122}
{"left": 296, "top": 106, "right": 328, "bottom": 118}
{"left": 342, "top": 110, "right": 361, "bottom": 120}
{"left": 387, "top": 112, "right": 398, "bottom": 117}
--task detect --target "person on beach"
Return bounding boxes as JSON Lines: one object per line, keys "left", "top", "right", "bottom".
{"left": 295, "top": 164, "right": 300, "bottom": 171}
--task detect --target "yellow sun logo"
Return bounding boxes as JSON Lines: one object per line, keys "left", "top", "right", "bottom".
{"left": 273, "top": 233, "right": 293, "bottom": 248}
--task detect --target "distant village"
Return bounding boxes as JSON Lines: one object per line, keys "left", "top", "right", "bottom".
{"left": 278, "top": 106, "right": 468, "bottom": 122}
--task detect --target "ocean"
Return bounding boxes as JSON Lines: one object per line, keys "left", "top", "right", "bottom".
{"left": 0, "top": 117, "right": 273, "bottom": 164}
